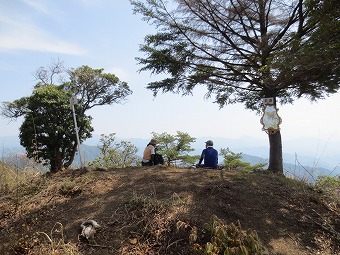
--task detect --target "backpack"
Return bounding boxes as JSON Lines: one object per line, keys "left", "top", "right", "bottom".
{"left": 154, "top": 153, "right": 164, "bottom": 165}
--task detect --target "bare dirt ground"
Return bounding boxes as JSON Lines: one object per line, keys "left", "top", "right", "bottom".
{"left": 0, "top": 166, "right": 339, "bottom": 255}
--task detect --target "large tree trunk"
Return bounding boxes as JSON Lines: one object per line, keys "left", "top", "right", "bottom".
{"left": 50, "top": 156, "right": 64, "bottom": 173}
{"left": 267, "top": 131, "right": 283, "bottom": 175}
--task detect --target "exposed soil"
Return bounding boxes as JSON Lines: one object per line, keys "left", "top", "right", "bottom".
{"left": 0, "top": 166, "right": 339, "bottom": 255}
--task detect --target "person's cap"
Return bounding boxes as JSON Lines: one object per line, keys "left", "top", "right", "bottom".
{"left": 205, "top": 140, "right": 213, "bottom": 146}
{"left": 150, "top": 139, "right": 157, "bottom": 145}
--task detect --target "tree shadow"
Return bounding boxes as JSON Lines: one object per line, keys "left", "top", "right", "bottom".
{"left": 1, "top": 167, "right": 337, "bottom": 255}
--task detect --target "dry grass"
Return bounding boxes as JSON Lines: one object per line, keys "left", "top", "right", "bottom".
{"left": 0, "top": 165, "right": 339, "bottom": 255}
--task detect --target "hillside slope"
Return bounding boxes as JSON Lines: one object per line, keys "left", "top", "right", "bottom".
{"left": 0, "top": 167, "right": 339, "bottom": 255}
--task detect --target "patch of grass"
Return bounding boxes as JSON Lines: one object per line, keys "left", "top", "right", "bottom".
{"left": 316, "top": 175, "right": 340, "bottom": 192}
{"left": 58, "top": 180, "right": 82, "bottom": 197}
{"left": 315, "top": 175, "right": 340, "bottom": 212}
{"left": 14, "top": 222, "right": 80, "bottom": 255}
{"left": 1, "top": 166, "right": 338, "bottom": 254}
{"left": 0, "top": 161, "right": 43, "bottom": 194}
{"left": 0, "top": 161, "right": 20, "bottom": 194}
{"left": 126, "top": 192, "right": 171, "bottom": 212}
{"left": 194, "top": 215, "right": 266, "bottom": 255}
{"left": 0, "top": 161, "right": 44, "bottom": 213}
{"left": 117, "top": 192, "right": 187, "bottom": 254}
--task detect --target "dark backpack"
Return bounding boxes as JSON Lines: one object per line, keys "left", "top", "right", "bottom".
{"left": 154, "top": 153, "right": 164, "bottom": 165}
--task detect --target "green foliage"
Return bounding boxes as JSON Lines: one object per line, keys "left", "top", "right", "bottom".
{"left": 17, "top": 85, "right": 93, "bottom": 172}
{"left": 314, "top": 175, "right": 340, "bottom": 230}
{"left": 58, "top": 180, "right": 82, "bottom": 197}
{"left": 220, "top": 148, "right": 248, "bottom": 171}
{"left": 220, "top": 148, "right": 266, "bottom": 172}
{"left": 195, "top": 215, "right": 266, "bottom": 255}
{"left": 91, "top": 133, "right": 140, "bottom": 168}
{"left": 131, "top": 0, "right": 340, "bottom": 110}
{"left": 1, "top": 63, "right": 132, "bottom": 172}
{"left": 305, "top": 0, "right": 340, "bottom": 48}
{"left": 126, "top": 192, "right": 170, "bottom": 212}
{"left": 272, "top": 0, "right": 340, "bottom": 103}
{"left": 180, "top": 154, "right": 201, "bottom": 166}
{"left": 151, "top": 131, "right": 196, "bottom": 166}
{"left": 315, "top": 175, "right": 340, "bottom": 192}
{"left": 131, "top": 0, "right": 340, "bottom": 175}
{"left": 64, "top": 65, "right": 132, "bottom": 112}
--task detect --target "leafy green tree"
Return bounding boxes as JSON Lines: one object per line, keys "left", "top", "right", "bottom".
{"left": 64, "top": 65, "right": 132, "bottom": 112}
{"left": 91, "top": 133, "right": 140, "bottom": 168}
{"left": 303, "top": 0, "right": 340, "bottom": 63}
{"left": 46, "top": 64, "right": 132, "bottom": 168}
{"left": 220, "top": 148, "right": 248, "bottom": 171}
{"left": 2, "top": 62, "right": 132, "bottom": 172}
{"left": 17, "top": 85, "right": 92, "bottom": 172}
{"left": 220, "top": 148, "right": 266, "bottom": 172}
{"left": 272, "top": 0, "right": 340, "bottom": 98}
{"left": 152, "top": 131, "right": 196, "bottom": 166}
{"left": 131, "top": 0, "right": 340, "bottom": 175}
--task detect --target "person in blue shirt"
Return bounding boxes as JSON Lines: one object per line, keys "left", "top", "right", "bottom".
{"left": 197, "top": 140, "right": 218, "bottom": 169}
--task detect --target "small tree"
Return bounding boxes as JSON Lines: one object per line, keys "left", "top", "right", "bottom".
{"left": 2, "top": 62, "right": 132, "bottom": 172}
{"left": 18, "top": 85, "right": 92, "bottom": 172}
{"left": 220, "top": 148, "right": 266, "bottom": 172}
{"left": 152, "top": 131, "right": 196, "bottom": 166}
{"left": 64, "top": 65, "right": 132, "bottom": 112}
{"left": 91, "top": 133, "right": 140, "bottom": 168}
{"left": 59, "top": 65, "right": 133, "bottom": 168}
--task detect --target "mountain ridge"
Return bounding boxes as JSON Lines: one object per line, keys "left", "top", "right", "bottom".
{"left": 1, "top": 135, "right": 338, "bottom": 182}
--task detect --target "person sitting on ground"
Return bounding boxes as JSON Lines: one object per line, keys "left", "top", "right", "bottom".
{"left": 142, "top": 139, "right": 157, "bottom": 166}
{"left": 197, "top": 140, "right": 218, "bottom": 169}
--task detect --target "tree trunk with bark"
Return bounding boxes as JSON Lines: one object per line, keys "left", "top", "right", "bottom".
{"left": 267, "top": 131, "right": 283, "bottom": 175}
{"left": 50, "top": 156, "right": 64, "bottom": 173}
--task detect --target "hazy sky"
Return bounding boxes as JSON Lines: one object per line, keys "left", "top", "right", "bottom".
{"left": 0, "top": 0, "right": 339, "bottom": 158}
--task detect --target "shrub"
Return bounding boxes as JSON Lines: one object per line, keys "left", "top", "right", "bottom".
{"left": 315, "top": 175, "right": 340, "bottom": 203}
{"left": 90, "top": 133, "right": 140, "bottom": 168}
{"left": 316, "top": 175, "right": 340, "bottom": 191}
{"left": 195, "top": 215, "right": 266, "bottom": 255}
{"left": 220, "top": 148, "right": 267, "bottom": 172}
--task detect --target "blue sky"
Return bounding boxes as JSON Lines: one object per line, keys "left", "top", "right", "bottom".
{"left": 0, "top": 0, "right": 339, "bottom": 159}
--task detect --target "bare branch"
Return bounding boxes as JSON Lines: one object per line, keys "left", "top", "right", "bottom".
{"left": 32, "top": 58, "right": 66, "bottom": 86}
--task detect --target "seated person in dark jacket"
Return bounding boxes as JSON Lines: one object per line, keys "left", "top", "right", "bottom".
{"left": 197, "top": 140, "right": 218, "bottom": 169}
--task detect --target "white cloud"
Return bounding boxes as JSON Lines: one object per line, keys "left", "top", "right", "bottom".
{"left": 22, "top": 0, "right": 51, "bottom": 15}
{"left": 0, "top": 0, "right": 86, "bottom": 55}
{"left": 78, "top": 0, "right": 107, "bottom": 7}
{"left": 104, "top": 67, "right": 130, "bottom": 80}
{"left": 0, "top": 15, "right": 86, "bottom": 55}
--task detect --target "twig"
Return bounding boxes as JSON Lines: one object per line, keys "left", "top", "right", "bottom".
{"left": 286, "top": 233, "right": 298, "bottom": 246}
{"left": 308, "top": 211, "right": 340, "bottom": 239}
{"left": 85, "top": 243, "right": 112, "bottom": 249}
{"left": 36, "top": 232, "right": 53, "bottom": 244}
{"left": 166, "top": 239, "right": 184, "bottom": 250}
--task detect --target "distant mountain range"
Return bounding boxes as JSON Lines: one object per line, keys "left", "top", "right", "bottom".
{"left": 1, "top": 135, "right": 338, "bottom": 182}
